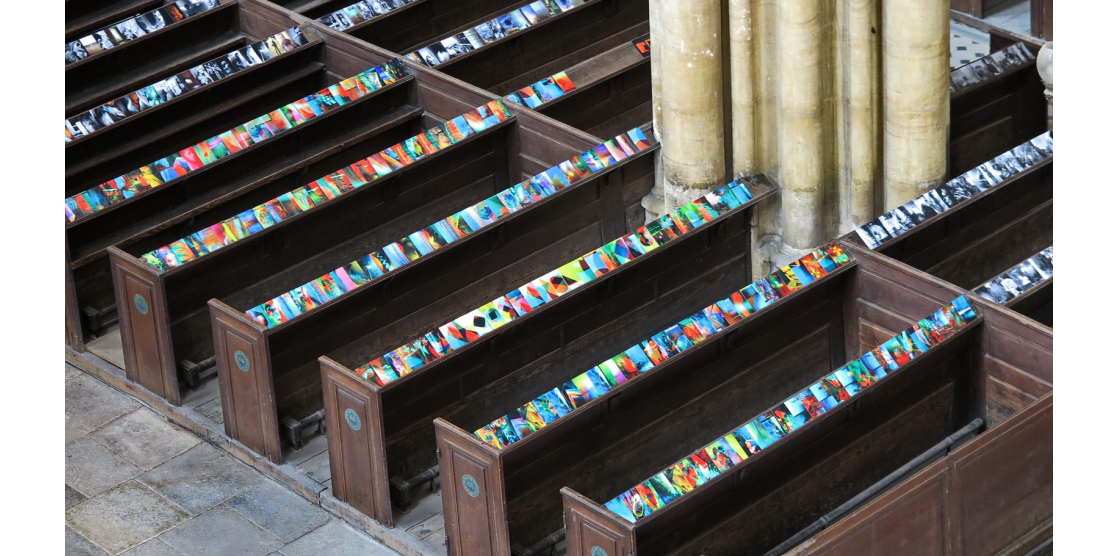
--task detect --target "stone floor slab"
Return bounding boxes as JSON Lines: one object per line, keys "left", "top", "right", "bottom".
{"left": 67, "top": 364, "right": 83, "bottom": 382}
{"left": 67, "top": 484, "right": 88, "bottom": 509}
{"left": 67, "top": 526, "right": 109, "bottom": 556}
{"left": 66, "top": 374, "right": 140, "bottom": 442}
{"left": 159, "top": 506, "right": 283, "bottom": 556}
{"left": 138, "top": 443, "right": 266, "bottom": 515}
{"left": 278, "top": 519, "right": 397, "bottom": 556}
{"left": 67, "top": 436, "right": 142, "bottom": 497}
{"left": 225, "top": 479, "right": 331, "bottom": 543}
{"left": 93, "top": 409, "right": 201, "bottom": 470}
{"left": 66, "top": 481, "right": 189, "bottom": 555}
{"left": 119, "top": 538, "right": 186, "bottom": 556}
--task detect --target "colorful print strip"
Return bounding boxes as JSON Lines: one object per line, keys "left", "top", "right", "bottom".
{"left": 65, "top": 60, "right": 410, "bottom": 224}
{"left": 503, "top": 71, "right": 576, "bottom": 109}
{"left": 474, "top": 243, "right": 854, "bottom": 451}
{"left": 66, "top": 27, "right": 309, "bottom": 142}
{"left": 351, "top": 176, "right": 753, "bottom": 387}
{"left": 974, "top": 246, "right": 1053, "bottom": 305}
{"left": 406, "top": 0, "right": 589, "bottom": 68}
{"left": 604, "top": 296, "right": 979, "bottom": 523}
{"left": 320, "top": 0, "right": 420, "bottom": 31}
{"left": 141, "top": 99, "right": 513, "bottom": 273}
{"left": 66, "top": 1, "right": 223, "bottom": 65}
{"left": 243, "top": 127, "right": 654, "bottom": 328}
{"left": 855, "top": 131, "right": 1052, "bottom": 250}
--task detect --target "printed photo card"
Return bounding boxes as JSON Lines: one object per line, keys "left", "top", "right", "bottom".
{"left": 974, "top": 246, "right": 1053, "bottom": 305}
{"left": 234, "top": 126, "right": 653, "bottom": 328}
{"left": 503, "top": 71, "right": 578, "bottom": 108}
{"left": 950, "top": 42, "right": 1035, "bottom": 94}
{"left": 66, "top": 27, "right": 308, "bottom": 142}
{"left": 855, "top": 130, "right": 1052, "bottom": 250}
{"left": 66, "top": 60, "right": 410, "bottom": 224}
{"left": 470, "top": 241, "right": 853, "bottom": 451}
{"left": 603, "top": 295, "right": 979, "bottom": 523}
{"left": 406, "top": 0, "right": 588, "bottom": 67}
{"left": 320, "top": 1, "right": 420, "bottom": 31}
{"left": 66, "top": 1, "right": 222, "bottom": 65}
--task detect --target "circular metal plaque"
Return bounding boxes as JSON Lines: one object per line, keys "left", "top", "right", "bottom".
{"left": 134, "top": 294, "right": 148, "bottom": 315}
{"left": 591, "top": 547, "right": 608, "bottom": 556}
{"left": 234, "top": 350, "right": 250, "bottom": 372}
{"left": 462, "top": 474, "right": 480, "bottom": 498}
{"left": 345, "top": 408, "right": 361, "bottom": 431}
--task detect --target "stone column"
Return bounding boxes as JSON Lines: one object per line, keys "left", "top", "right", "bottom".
{"left": 648, "top": 0, "right": 664, "bottom": 141}
{"left": 882, "top": 0, "right": 949, "bottom": 210}
{"left": 728, "top": 0, "right": 757, "bottom": 175}
{"left": 658, "top": 0, "right": 726, "bottom": 209}
{"left": 777, "top": 0, "right": 826, "bottom": 251}
{"left": 841, "top": 0, "right": 880, "bottom": 231}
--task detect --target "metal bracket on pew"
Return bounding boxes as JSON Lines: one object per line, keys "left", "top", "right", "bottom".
{"left": 178, "top": 356, "right": 217, "bottom": 389}
{"left": 280, "top": 409, "right": 326, "bottom": 451}
{"left": 81, "top": 304, "right": 118, "bottom": 337}
{"left": 512, "top": 529, "right": 566, "bottom": 556}
{"left": 389, "top": 465, "right": 440, "bottom": 510}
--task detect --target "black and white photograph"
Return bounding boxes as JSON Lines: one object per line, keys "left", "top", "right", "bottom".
{"left": 93, "top": 30, "right": 117, "bottom": 52}
{"left": 175, "top": 69, "right": 202, "bottom": 90}
{"left": 952, "top": 63, "right": 978, "bottom": 90}
{"left": 1014, "top": 258, "right": 1048, "bottom": 285}
{"left": 326, "top": 10, "right": 353, "bottom": 30}
{"left": 962, "top": 167, "right": 992, "bottom": 192}
{"left": 903, "top": 195, "right": 940, "bottom": 224}
{"left": 878, "top": 211, "right": 905, "bottom": 237}
{"left": 65, "top": 41, "right": 88, "bottom": 64}
{"left": 156, "top": 76, "right": 186, "bottom": 100}
{"left": 979, "top": 158, "right": 1016, "bottom": 184}
{"left": 1031, "top": 131, "right": 1054, "bottom": 156}
{"left": 475, "top": 19, "right": 508, "bottom": 43}
{"left": 177, "top": 0, "right": 220, "bottom": 16}
{"left": 190, "top": 65, "right": 215, "bottom": 85}
{"left": 975, "top": 280, "right": 1012, "bottom": 304}
{"left": 136, "top": 10, "right": 168, "bottom": 34}
{"left": 855, "top": 221, "right": 890, "bottom": 249}
{"left": 253, "top": 41, "right": 274, "bottom": 63}
{"left": 938, "top": 177, "right": 970, "bottom": 207}
{"left": 995, "top": 151, "right": 1026, "bottom": 174}
{"left": 1033, "top": 247, "right": 1054, "bottom": 276}
{"left": 1000, "top": 42, "right": 1031, "bottom": 68}
{"left": 227, "top": 49, "right": 253, "bottom": 72}
{"left": 428, "top": 41, "right": 451, "bottom": 64}
{"left": 922, "top": 189, "right": 949, "bottom": 213}
{"left": 440, "top": 35, "right": 476, "bottom": 59}
{"left": 116, "top": 18, "right": 147, "bottom": 41}
{"left": 891, "top": 207, "right": 916, "bottom": 232}
{"left": 357, "top": 1, "right": 380, "bottom": 19}
{"left": 237, "top": 45, "right": 265, "bottom": 66}
{"left": 970, "top": 58, "right": 995, "bottom": 81}
{"left": 90, "top": 104, "right": 126, "bottom": 127}
{"left": 204, "top": 58, "right": 234, "bottom": 79}
{"left": 287, "top": 26, "right": 305, "bottom": 46}
{"left": 1012, "top": 141, "right": 1046, "bottom": 166}
{"left": 415, "top": 47, "right": 440, "bottom": 67}
{"left": 998, "top": 276, "right": 1022, "bottom": 298}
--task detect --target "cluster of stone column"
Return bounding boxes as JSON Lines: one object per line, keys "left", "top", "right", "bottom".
{"left": 643, "top": 0, "right": 949, "bottom": 273}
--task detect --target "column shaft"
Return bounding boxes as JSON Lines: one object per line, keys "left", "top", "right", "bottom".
{"left": 843, "top": 0, "right": 881, "bottom": 230}
{"left": 728, "top": 0, "right": 757, "bottom": 174}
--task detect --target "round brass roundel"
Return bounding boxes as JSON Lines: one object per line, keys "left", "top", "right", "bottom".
{"left": 134, "top": 294, "right": 149, "bottom": 315}
{"left": 591, "top": 547, "right": 608, "bottom": 556}
{"left": 345, "top": 408, "right": 361, "bottom": 431}
{"left": 462, "top": 474, "right": 480, "bottom": 498}
{"left": 234, "top": 350, "right": 250, "bottom": 372}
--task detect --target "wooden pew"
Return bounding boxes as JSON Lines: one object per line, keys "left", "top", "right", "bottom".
{"left": 201, "top": 128, "right": 660, "bottom": 464}
{"left": 757, "top": 245, "right": 1052, "bottom": 556}
{"left": 972, "top": 247, "right": 1053, "bottom": 327}
{"left": 950, "top": 42, "right": 1046, "bottom": 176}
{"left": 551, "top": 244, "right": 1050, "bottom": 556}
{"left": 65, "top": 2, "right": 327, "bottom": 347}
{"left": 318, "top": 177, "right": 772, "bottom": 527}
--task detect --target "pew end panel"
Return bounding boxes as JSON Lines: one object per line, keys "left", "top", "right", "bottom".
{"left": 435, "top": 417, "right": 510, "bottom": 556}
{"left": 108, "top": 246, "right": 179, "bottom": 403}
{"left": 561, "top": 488, "right": 636, "bottom": 556}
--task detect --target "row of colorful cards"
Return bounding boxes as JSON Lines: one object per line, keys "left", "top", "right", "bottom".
{"left": 141, "top": 99, "right": 514, "bottom": 273}
{"left": 405, "top": 0, "right": 589, "bottom": 68}
{"left": 633, "top": 35, "right": 650, "bottom": 58}
{"left": 473, "top": 244, "right": 854, "bottom": 452}
{"left": 320, "top": 0, "right": 418, "bottom": 31}
{"left": 66, "top": 27, "right": 308, "bottom": 142}
{"left": 950, "top": 43, "right": 1035, "bottom": 94}
{"left": 352, "top": 178, "right": 755, "bottom": 387}
{"left": 603, "top": 296, "right": 980, "bottom": 523}
{"left": 66, "top": 1, "right": 221, "bottom": 65}
{"left": 65, "top": 60, "right": 410, "bottom": 224}
{"left": 503, "top": 71, "right": 576, "bottom": 109}
{"left": 240, "top": 127, "right": 652, "bottom": 327}
{"left": 974, "top": 246, "right": 1053, "bottom": 306}
{"left": 856, "top": 131, "right": 1052, "bottom": 250}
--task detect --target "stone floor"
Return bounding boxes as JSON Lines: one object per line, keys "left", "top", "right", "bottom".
{"left": 65, "top": 364, "right": 403, "bottom": 556}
